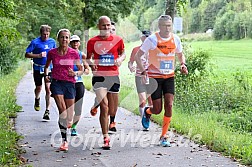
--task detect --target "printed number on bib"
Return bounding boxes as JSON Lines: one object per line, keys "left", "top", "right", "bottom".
{"left": 99, "top": 54, "right": 115, "bottom": 66}
{"left": 160, "top": 60, "right": 173, "bottom": 74}
{"left": 40, "top": 66, "right": 44, "bottom": 74}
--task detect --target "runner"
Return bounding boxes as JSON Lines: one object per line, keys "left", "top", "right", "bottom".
{"left": 87, "top": 16, "right": 125, "bottom": 149}
{"left": 25, "top": 25, "right": 56, "bottom": 120}
{"left": 89, "top": 20, "right": 124, "bottom": 133}
{"left": 135, "top": 15, "right": 188, "bottom": 147}
{"left": 44, "top": 29, "right": 83, "bottom": 151}
{"left": 128, "top": 30, "right": 153, "bottom": 131}
{"left": 69, "top": 35, "right": 89, "bottom": 136}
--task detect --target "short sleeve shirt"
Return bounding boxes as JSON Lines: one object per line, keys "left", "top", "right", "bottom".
{"left": 87, "top": 35, "right": 124, "bottom": 76}
{"left": 47, "top": 47, "right": 80, "bottom": 83}
{"left": 26, "top": 37, "right": 56, "bottom": 70}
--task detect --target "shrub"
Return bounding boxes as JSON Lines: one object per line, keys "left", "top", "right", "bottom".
{"left": 0, "top": 43, "right": 20, "bottom": 76}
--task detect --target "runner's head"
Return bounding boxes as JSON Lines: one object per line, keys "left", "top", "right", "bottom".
{"left": 158, "top": 15, "right": 173, "bottom": 36}
{"left": 110, "top": 21, "right": 116, "bottom": 35}
{"left": 97, "top": 16, "right": 111, "bottom": 37}
{"left": 141, "top": 30, "right": 151, "bottom": 42}
{"left": 56, "top": 28, "right": 71, "bottom": 47}
{"left": 70, "top": 35, "right": 81, "bottom": 50}
{"left": 40, "top": 25, "right": 51, "bottom": 41}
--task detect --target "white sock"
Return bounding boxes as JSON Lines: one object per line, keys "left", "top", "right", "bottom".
{"left": 139, "top": 107, "right": 144, "bottom": 117}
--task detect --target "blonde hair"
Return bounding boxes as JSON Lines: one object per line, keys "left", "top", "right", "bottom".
{"left": 40, "top": 25, "right": 51, "bottom": 34}
{"left": 56, "top": 28, "right": 71, "bottom": 40}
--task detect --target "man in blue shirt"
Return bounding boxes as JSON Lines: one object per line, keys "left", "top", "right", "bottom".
{"left": 25, "top": 25, "right": 56, "bottom": 120}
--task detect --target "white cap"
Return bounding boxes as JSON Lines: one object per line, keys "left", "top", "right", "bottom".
{"left": 70, "top": 35, "right": 80, "bottom": 42}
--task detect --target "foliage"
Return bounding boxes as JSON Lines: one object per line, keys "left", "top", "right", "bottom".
{"left": 0, "top": 0, "right": 22, "bottom": 75}
{"left": 14, "top": 0, "right": 85, "bottom": 40}
{"left": 0, "top": 61, "right": 28, "bottom": 166}
{"left": 82, "top": 0, "right": 136, "bottom": 29}
{"left": 185, "top": 0, "right": 252, "bottom": 40}
{"left": 0, "top": 43, "right": 20, "bottom": 75}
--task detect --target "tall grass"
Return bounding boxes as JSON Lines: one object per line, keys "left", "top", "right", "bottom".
{"left": 0, "top": 61, "right": 29, "bottom": 166}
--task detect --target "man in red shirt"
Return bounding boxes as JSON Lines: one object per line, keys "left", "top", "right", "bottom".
{"left": 86, "top": 16, "right": 125, "bottom": 149}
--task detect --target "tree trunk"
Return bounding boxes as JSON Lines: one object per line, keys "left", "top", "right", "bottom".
{"left": 165, "top": 0, "right": 177, "bottom": 21}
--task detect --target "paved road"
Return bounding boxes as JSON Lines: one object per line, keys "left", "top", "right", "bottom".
{"left": 15, "top": 72, "right": 241, "bottom": 167}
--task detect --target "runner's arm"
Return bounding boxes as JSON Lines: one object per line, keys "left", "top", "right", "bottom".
{"left": 25, "top": 52, "right": 45, "bottom": 59}
{"left": 82, "top": 53, "right": 90, "bottom": 75}
{"left": 135, "top": 49, "right": 146, "bottom": 75}
{"left": 177, "top": 52, "right": 188, "bottom": 75}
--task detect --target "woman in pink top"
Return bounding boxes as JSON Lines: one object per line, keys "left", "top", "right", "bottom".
{"left": 44, "top": 29, "right": 83, "bottom": 151}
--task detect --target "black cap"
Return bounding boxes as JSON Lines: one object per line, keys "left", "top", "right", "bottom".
{"left": 142, "top": 30, "right": 151, "bottom": 37}
{"left": 111, "top": 21, "right": 115, "bottom": 26}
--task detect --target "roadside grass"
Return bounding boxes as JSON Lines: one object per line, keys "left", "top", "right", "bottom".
{"left": 0, "top": 61, "right": 29, "bottom": 166}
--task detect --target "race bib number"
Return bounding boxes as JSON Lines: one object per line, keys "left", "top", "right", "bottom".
{"left": 160, "top": 60, "right": 173, "bottom": 74}
{"left": 99, "top": 54, "right": 115, "bottom": 66}
{"left": 39, "top": 66, "right": 44, "bottom": 74}
{"left": 39, "top": 65, "right": 51, "bottom": 74}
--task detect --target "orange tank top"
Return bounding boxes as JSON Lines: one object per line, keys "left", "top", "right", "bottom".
{"left": 148, "top": 32, "right": 176, "bottom": 79}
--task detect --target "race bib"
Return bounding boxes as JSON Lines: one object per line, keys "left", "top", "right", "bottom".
{"left": 99, "top": 54, "right": 115, "bottom": 66}
{"left": 160, "top": 60, "right": 173, "bottom": 74}
{"left": 39, "top": 66, "right": 44, "bottom": 74}
{"left": 39, "top": 65, "right": 51, "bottom": 74}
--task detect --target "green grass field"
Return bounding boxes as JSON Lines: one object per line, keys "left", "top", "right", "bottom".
{"left": 188, "top": 40, "right": 252, "bottom": 72}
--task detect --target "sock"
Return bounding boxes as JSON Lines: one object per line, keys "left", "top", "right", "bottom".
{"left": 139, "top": 107, "right": 144, "bottom": 117}
{"left": 146, "top": 108, "right": 152, "bottom": 115}
{"left": 71, "top": 122, "right": 78, "bottom": 129}
{"left": 110, "top": 116, "right": 115, "bottom": 123}
{"left": 58, "top": 118, "right": 67, "bottom": 141}
{"left": 161, "top": 116, "right": 171, "bottom": 137}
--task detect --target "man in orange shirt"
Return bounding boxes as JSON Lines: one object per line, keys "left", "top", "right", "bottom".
{"left": 135, "top": 15, "right": 188, "bottom": 147}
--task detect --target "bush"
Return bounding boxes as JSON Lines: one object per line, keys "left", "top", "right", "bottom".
{"left": 0, "top": 43, "right": 20, "bottom": 76}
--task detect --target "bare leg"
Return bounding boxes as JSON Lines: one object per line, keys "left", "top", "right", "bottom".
{"left": 96, "top": 89, "right": 109, "bottom": 137}
{"left": 34, "top": 85, "right": 42, "bottom": 99}
{"left": 163, "top": 93, "right": 174, "bottom": 117}
{"left": 44, "top": 82, "right": 51, "bottom": 110}
{"left": 107, "top": 93, "right": 118, "bottom": 117}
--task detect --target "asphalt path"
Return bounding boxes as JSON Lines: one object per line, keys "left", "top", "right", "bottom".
{"left": 15, "top": 72, "right": 241, "bottom": 167}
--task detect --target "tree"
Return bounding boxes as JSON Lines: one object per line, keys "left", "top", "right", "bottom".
{"left": 82, "top": 0, "right": 137, "bottom": 49}
{"left": 165, "top": 0, "right": 187, "bottom": 20}
{"left": 82, "top": 0, "right": 136, "bottom": 29}
{"left": 0, "top": 0, "right": 21, "bottom": 75}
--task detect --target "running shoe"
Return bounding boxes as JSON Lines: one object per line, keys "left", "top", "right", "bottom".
{"left": 102, "top": 137, "right": 110, "bottom": 150}
{"left": 71, "top": 128, "right": 78, "bottom": 136}
{"left": 34, "top": 98, "right": 40, "bottom": 111}
{"left": 90, "top": 107, "right": 98, "bottom": 116}
{"left": 59, "top": 141, "right": 68, "bottom": 151}
{"left": 109, "top": 122, "right": 117, "bottom": 132}
{"left": 159, "top": 136, "right": 171, "bottom": 147}
{"left": 42, "top": 110, "right": 50, "bottom": 120}
{"left": 142, "top": 107, "right": 151, "bottom": 129}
